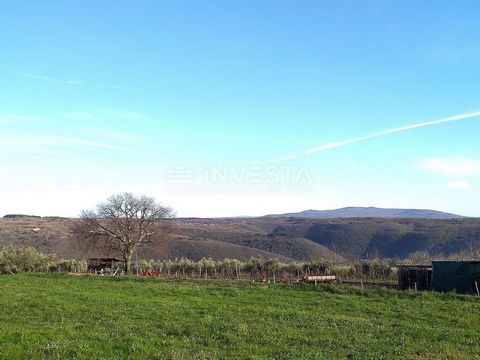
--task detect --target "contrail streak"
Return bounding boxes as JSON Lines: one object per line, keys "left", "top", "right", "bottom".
{"left": 274, "top": 111, "right": 480, "bottom": 162}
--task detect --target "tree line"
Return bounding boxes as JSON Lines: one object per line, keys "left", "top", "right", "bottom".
{"left": 0, "top": 245, "right": 395, "bottom": 281}
{"left": 135, "top": 257, "right": 394, "bottom": 281}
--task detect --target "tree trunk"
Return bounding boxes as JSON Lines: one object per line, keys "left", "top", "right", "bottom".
{"left": 124, "top": 254, "right": 133, "bottom": 274}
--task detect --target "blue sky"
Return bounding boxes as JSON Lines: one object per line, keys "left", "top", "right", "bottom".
{"left": 1, "top": 1, "right": 480, "bottom": 217}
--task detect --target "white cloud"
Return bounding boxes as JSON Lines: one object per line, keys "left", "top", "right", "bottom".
{"left": 79, "top": 127, "right": 136, "bottom": 141}
{"left": 95, "top": 108, "right": 152, "bottom": 122}
{"left": 0, "top": 114, "right": 41, "bottom": 123}
{"left": 23, "top": 73, "right": 83, "bottom": 86}
{"left": 22, "top": 73, "right": 56, "bottom": 82}
{"left": 0, "top": 131, "right": 132, "bottom": 153}
{"left": 22, "top": 73, "right": 125, "bottom": 90}
{"left": 305, "top": 135, "right": 372, "bottom": 155}
{"left": 417, "top": 157, "right": 480, "bottom": 178}
{"left": 64, "top": 79, "right": 83, "bottom": 85}
{"left": 446, "top": 180, "right": 474, "bottom": 190}
{"left": 52, "top": 135, "right": 131, "bottom": 152}
{"left": 275, "top": 111, "right": 480, "bottom": 162}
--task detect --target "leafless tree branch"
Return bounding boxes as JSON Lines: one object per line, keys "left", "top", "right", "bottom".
{"left": 76, "top": 193, "right": 175, "bottom": 273}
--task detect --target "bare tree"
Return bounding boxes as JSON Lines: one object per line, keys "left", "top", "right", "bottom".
{"left": 79, "top": 193, "right": 174, "bottom": 273}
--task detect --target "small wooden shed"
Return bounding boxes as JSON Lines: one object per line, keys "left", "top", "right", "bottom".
{"left": 87, "top": 258, "right": 125, "bottom": 274}
{"left": 397, "top": 264, "right": 432, "bottom": 291}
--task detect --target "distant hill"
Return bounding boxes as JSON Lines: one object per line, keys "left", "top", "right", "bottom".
{"left": 1, "top": 216, "right": 480, "bottom": 261}
{"left": 3, "top": 214, "right": 42, "bottom": 220}
{"left": 266, "top": 207, "right": 464, "bottom": 220}
{"left": 0, "top": 217, "right": 345, "bottom": 263}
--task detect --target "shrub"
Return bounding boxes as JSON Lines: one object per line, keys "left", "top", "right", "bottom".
{"left": 303, "top": 258, "right": 331, "bottom": 275}
{"left": 350, "top": 258, "right": 393, "bottom": 280}
{"left": 0, "top": 246, "right": 55, "bottom": 274}
{"left": 52, "top": 259, "right": 88, "bottom": 273}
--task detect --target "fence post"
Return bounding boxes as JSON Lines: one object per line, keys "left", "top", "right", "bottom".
{"left": 475, "top": 281, "right": 479, "bottom": 297}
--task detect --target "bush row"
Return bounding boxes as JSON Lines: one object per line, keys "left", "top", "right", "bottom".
{"left": 134, "top": 256, "right": 395, "bottom": 281}
{"left": 0, "top": 246, "right": 395, "bottom": 281}
{"left": 0, "top": 246, "right": 87, "bottom": 274}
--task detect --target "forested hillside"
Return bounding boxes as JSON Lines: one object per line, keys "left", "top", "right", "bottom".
{"left": 1, "top": 216, "right": 479, "bottom": 261}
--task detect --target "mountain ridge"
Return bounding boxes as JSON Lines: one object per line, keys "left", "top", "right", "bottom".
{"left": 265, "top": 207, "right": 464, "bottom": 220}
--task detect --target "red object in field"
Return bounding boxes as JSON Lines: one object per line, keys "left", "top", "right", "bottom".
{"left": 141, "top": 270, "right": 162, "bottom": 277}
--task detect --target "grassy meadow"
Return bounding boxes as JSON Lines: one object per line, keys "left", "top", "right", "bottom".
{"left": 0, "top": 274, "right": 479, "bottom": 359}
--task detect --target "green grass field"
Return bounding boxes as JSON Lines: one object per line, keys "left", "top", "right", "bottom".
{"left": 0, "top": 274, "right": 479, "bottom": 359}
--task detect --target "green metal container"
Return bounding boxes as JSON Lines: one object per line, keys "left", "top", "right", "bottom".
{"left": 432, "top": 261, "right": 480, "bottom": 294}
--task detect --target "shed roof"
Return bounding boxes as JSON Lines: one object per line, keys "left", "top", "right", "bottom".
{"left": 396, "top": 264, "right": 432, "bottom": 268}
